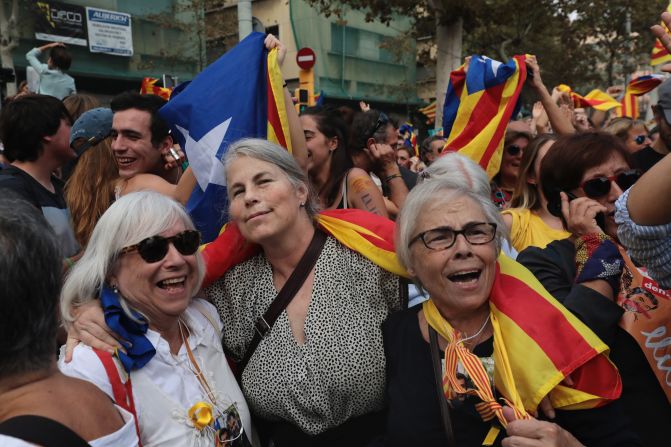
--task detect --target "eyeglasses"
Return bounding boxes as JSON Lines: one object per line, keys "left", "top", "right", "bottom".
{"left": 411, "top": 222, "right": 497, "bottom": 251}
{"left": 633, "top": 135, "right": 650, "bottom": 145}
{"left": 505, "top": 145, "right": 523, "bottom": 156}
{"left": 367, "top": 112, "right": 389, "bottom": 139}
{"left": 579, "top": 169, "right": 641, "bottom": 198}
{"left": 120, "top": 230, "right": 200, "bottom": 263}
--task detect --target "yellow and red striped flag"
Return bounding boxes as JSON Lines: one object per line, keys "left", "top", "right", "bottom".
{"left": 616, "top": 91, "right": 639, "bottom": 119}
{"left": 419, "top": 101, "right": 437, "bottom": 124}
{"left": 614, "top": 75, "right": 665, "bottom": 118}
{"left": 442, "top": 55, "right": 528, "bottom": 179}
{"left": 140, "top": 77, "right": 172, "bottom": 100}
{"left": 266, "top": 48, "right": 292, "bottom": 153}
{"left": 556, "top": 85, "right": 621, "bottom": 111}
{"left": 652, "top": 3, "right": 671, "bottom": 66}
{"left": 201, "top": 209, "right": 408, "bottom": 287}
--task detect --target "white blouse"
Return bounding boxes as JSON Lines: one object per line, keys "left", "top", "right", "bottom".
{"left": 59, "top": 299, "right": 252, "bottom": 447}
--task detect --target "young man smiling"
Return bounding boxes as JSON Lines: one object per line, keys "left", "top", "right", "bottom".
{"left": 110, "top": 91, "right": 179, "bottom": 183}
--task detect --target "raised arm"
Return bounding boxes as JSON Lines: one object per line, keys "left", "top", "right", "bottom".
{"left": 526, "top": 56, "right": 575, "bottom": 136}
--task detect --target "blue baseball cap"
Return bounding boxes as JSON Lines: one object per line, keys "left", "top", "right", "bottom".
{"left": 70, "top": 107, "right": 113, "bottom": 155}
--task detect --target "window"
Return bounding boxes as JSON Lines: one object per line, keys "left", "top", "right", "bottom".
{"left": 266, "top": 24, "right": 279, "bottom": 39}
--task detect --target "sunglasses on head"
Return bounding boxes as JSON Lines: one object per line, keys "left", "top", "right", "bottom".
{"left": 367, "top": 112, "right": 389, "bottom": 139}
{"left": 579, "top": 169, "right": 641, "bottom": 198}
{"left": 120, "top": 230, "right": 200, "bottom": 263}
{"left": 505, "top": 145, "right": 523, "bottom": 156}
{"left": 633, "top": 135, "right": 650, "bottom": 145}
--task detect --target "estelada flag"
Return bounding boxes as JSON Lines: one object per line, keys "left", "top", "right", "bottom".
{"left": 160, "top": 32, "right": 292, "bottom": 243}
{"left": 140, "top": 77, "right": 172, "bottom": 100}
{"left": 441, "top": 55, "right": 527, "bottom": 179}
{"left": 200, "top": 209, "right": 408, "bottom": 287}
{"left": 652, "top": 3, "right": 671, "bottom": 66}
{"left": 626, "top": 74, "right": 665, "bottom": 96}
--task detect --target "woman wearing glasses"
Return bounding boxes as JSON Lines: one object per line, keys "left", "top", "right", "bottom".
{"left": 59, "top": 191, "right": 252, "bottom": 446}
{"left": 382, "top": 178, "right": 640, "bottom": 446}
{"left": 517, "top": 132, "right": 670, "bottom": 446}
{"left": 501, "top": 134, "right": 571, "bottom": 252}
{"left": 604, "top": 117, "right": 652, "bottom": 154}
{"left": 490, "top": 122, "right": 531, "bottom": 209}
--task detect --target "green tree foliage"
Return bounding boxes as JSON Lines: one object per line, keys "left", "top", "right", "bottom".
{"left": 305, "top": 0, "right": 666, "bottom": 91}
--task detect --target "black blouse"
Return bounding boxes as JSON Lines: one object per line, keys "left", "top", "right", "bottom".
{"left": 379, "top": 305, "right": 642, "bottom": 447}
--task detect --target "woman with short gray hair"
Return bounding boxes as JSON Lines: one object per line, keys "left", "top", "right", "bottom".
{"left": 382, "top": 178, "right": 640, "bottom": 447}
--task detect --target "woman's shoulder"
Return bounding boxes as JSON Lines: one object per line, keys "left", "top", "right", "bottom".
{"left": 58, "top": 344, "right": 116, "bottom": 400}
{"left": 382, "top": 305, "right": 421, "bottom": 338}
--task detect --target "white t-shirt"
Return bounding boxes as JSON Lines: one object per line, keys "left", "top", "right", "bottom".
{"left": 0, "top": 405, "right": 138, "bottom": 446}
{"left": 59, "top": 299, "right": 251, "bottom": 447}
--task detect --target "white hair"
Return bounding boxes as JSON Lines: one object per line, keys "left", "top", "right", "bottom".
{"left": 61, "top": 191, "right": 204, "bottom": 324}
{"left": 396, "top": 180, "right": 506, "bottom": 280}
{"left": 417, "top": 152, "right": 492, "bottom": 198}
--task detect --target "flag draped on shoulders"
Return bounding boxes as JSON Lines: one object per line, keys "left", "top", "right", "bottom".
{"left": 423, "top": 254, "right": 622, "bottom": 441}
{"left": 441, "top": 55, "right": 527, "bottom": 179}
{"left": 200, "top": 209, "right": 408, "bottom": 288}
{"left": 159, "top": 32, "right": 291, "bottom": 243}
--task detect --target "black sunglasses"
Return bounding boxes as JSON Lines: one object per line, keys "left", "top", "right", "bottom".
{"left": 120, "top": 230, "right": 200, "bottom": 263}
{"left": 580, "top": 169, "right": 641, "bottom": 198}
{"left": 367, "top": 112, "right": 389, "bottom": 139}
{"left": 633, "top": 135, "right": 649, "bottom": 145}
{"left": 505, "top": 145, "right": 523, "bottom": 156}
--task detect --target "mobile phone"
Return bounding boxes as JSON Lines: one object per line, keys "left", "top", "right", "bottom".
{"left": 548, "top": 189, "right": 605, "bottom": 231}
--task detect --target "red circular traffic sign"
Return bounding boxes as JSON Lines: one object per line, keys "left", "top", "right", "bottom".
{"left": 296, "top": 47, "right": 316, "bottom": 70}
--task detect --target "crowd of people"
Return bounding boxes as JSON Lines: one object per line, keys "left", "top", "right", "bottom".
{"left": 1, "top": 11, "right": 670, "bottom": 447}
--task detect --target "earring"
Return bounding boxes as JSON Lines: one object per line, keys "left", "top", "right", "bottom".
{"left": 299, "top": 202, "right": 305, "bottom": 207}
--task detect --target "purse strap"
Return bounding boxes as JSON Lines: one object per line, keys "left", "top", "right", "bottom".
{"left": 237, "top": 229, "right": 327, "bottom": 378}
{"left": 429, "top": 326, "right": 456, "bottom": 446}
{"left": 0, "top": 415, "right": 90, "bottom": 447}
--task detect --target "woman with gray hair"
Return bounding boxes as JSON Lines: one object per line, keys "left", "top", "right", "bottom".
{"left": 59, "top": 191, "right": 252, "bottom": 446}
{"left": 381, "top": 179, "right": 640, "bottom": 446}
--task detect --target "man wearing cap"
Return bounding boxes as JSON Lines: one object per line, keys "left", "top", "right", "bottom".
{"left": 638, "top": 77, "right": 671, "bottom": 172}
{"left": 0, "top": 94, "right": 79, "bottom": 259}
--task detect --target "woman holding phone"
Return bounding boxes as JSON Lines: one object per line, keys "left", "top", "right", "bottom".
{"left": 517, "top": 131, "right": 670, "bottom": 446}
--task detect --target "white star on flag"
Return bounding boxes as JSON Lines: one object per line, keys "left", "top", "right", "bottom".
{"left": 175, "top": 118, "right": 231, "bottom": 191}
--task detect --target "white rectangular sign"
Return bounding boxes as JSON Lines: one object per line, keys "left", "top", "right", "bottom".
{"left": 86, "top": 7, "right": 133, "bottom": 57}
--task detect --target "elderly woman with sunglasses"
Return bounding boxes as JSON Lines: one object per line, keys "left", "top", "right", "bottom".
{"left": 382, "top": 177, "right": 640, "bottom": 447}
{"left": 517, "top": 132, "right": 671, "bottom": 447}
{"left": 59, "top": 191, "right": 253, "bottom": 446}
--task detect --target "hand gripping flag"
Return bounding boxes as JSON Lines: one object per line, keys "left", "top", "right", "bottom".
{"left": 159, "top": 32, "right": 292, "bottom": 243}
{"left": 441, "top": 55, "right": 527, "bottom": 179}
{"left": 652, "top": 3, "right": 671, "bottom": 66}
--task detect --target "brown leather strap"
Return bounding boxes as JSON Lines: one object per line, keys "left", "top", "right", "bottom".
{"left": 429, "top": 326, "right": 456, "bottom": 446}
{"left": 237, "top": 229, "right": 327, "bottom": 378}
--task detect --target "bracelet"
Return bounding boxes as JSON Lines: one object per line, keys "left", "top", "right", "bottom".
{"left": 383, "top": 173, "right": 402, "bottom": 183}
